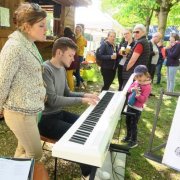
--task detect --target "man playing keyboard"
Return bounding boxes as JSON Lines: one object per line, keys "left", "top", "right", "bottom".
{"left": 38, "top": 37, "right": 100, "bottom": 179}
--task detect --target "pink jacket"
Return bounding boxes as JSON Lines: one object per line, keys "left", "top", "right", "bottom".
{"left": 128, "top": 80, "right": 152, "bottom": 109}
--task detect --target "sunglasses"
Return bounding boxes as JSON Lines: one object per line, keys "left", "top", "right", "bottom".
{"left": 133, "top": 31, "right": 140, "bottom": 34}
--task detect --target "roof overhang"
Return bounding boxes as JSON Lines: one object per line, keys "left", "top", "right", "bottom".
{"left": 52, "top": 0, "right": 92, "bottom": 6}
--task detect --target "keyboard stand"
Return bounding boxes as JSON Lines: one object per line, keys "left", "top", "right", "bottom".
{"left": 89, "top": 166, "right": 97, "bottom": 180}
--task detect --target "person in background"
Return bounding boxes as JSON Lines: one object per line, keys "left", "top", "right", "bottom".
{"left": 64, "top": 27, "right": 79, "bottom": 91}
{"left": 0, "top": 3, "right": 47, "bottom": 160}
{"left": 38, "top": 37, "right": 105, "bottom": 179}
{"left": 156, "top": 40, "right": 166, "bottom": 84}
{"left": 74, "top": 25, "right": 87, "bottom": 89}
{"left": 98, "top": 30, "right": 118, "bottom": 91}
{"left": 122, "top": 24, "right": 150, "bottom": 88}
{"left": 166, "top": 33, "right": 180, "bottom": 92}
{"left": 117, "top": 28, "right": 135, "bottom": 90}
{"left": 148, "top": 32, "right": 162, "bottom": 82}
{"left": 122, "top": 65, "right": 151, "bottom": 148}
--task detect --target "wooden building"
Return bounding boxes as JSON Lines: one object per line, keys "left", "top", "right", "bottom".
{"left": 0, "top": 0, "right": 91, "bottom": 59}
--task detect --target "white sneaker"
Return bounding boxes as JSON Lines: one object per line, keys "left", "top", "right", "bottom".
{"left": 95, "top": 169, "right": 111, "bottom": 180}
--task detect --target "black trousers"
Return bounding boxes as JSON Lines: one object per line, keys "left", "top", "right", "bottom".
{"left": 148, "top": 64, "right": 156, "bottom": 82}
{"left": 117, "top": 65, "right": 124, "bottom": 91}
{"left": 38, "top": 110, "right": 92, "bottom": 176}
{"left": 126, "top": 106, "right": 141, "bottom": 142}
{"left": 101, "top": 68, "right": 116, "bottom": 91}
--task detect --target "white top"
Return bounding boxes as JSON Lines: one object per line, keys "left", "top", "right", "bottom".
{"left": 151, "top": 40, "right": 159, "bottom": 65}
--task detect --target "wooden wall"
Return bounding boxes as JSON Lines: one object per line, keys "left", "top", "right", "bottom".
{"left": 0, "top": 0, "right": 76, "bottom": 54}
{"left": 0, "top": 0, "right": 23, "bottom": 50}
{"left": 64, "top": 6, "right": 75, "bottom": 31}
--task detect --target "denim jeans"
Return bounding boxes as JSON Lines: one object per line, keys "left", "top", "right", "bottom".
{"left": 167, "top": 66, "right": 178, "bottom": 92}
{"left": 38, "top": 110, "right": 92, "bottom": 176}
{"left": 38, "top": 110, "right": 78, "bottom": 139}
{"left": 156, "top": 63, "right": 163, "bottom": 84}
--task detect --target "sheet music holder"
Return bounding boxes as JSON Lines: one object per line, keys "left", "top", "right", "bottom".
{"left": 0, "top": 157, "right": 35, "bottom": 180}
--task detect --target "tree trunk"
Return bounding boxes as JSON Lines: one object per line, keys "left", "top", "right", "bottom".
{"left": 158, "top": 7, "right": 169, "bottom": 38}
{"left": 146, "top": 8, "right": 154, "bottom": 35}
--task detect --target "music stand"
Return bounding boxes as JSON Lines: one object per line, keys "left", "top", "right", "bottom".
{"left": 144, "top": 89, "right": 180, "bottom": 163}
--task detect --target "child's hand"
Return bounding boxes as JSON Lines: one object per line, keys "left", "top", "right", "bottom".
{"left": 131, "top": 87, "right": 141, "bottom": 96}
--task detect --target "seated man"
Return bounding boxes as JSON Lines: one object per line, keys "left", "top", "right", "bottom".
{"left": 38, "top": 37, "right": 99, "bottom": 179}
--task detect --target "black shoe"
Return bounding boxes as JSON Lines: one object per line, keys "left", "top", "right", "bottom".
{"left": 121, "top": 137, "right": 131, "bottom": 143}
{"left": 149, "top": 93, "right": 155, "bottom": 97}
{"left": 128, "top": 141, "right": 138, "bottom": 148}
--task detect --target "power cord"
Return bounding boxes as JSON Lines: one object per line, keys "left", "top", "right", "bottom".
{"left": 109, "top": 143, "right": 130, "bottom": 179}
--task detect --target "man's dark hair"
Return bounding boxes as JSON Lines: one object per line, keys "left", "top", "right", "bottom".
{"left": 52, "top": 37, "right": 77, "bottom": 57}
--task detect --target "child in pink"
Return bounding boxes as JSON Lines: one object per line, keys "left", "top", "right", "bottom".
{"left": 122, "top": 65, "right": 152, "bottom": 148}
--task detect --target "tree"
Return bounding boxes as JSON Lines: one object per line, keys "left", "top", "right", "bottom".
{"left": 101, "top": 0, "right": 180, "bottom": 37}
{"left": 155, "top": 0, "right": 180, "bottom": 36}
{"left": 101, "top": 0, "right": 157, "bottom": 32}
{"left": 167, "top": 2, "right": 180, "bottom": 26}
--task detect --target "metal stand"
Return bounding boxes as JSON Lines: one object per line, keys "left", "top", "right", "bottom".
{"left": 89, "top": 166, "right": 97, "bottom": 180}
{"left": 144, "top": 89, "right": 180, "bottom": 163}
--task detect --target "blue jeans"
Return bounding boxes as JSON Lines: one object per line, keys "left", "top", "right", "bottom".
{"left": 38, "top": 110, "right": 92, "bottom": 176}
{"left": 156, "top": 63, "right": 163, "bottom": 84}
{"left": 167, "top": 66, "right": 178, "bottom": 92}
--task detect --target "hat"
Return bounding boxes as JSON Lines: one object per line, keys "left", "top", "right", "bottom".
{"left": 134, "top": 65, "right": 148, "bottom": 75}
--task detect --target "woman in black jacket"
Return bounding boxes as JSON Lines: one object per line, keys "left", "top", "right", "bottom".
{"left": 98, "top": 31, "right": 118, "bottom": 91}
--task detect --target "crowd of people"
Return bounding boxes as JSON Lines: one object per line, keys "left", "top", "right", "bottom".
{"left": 0, "top": 2, "right": 180, "bottom": 180}
{"left": 98, "top": 25, "right": 180, "bottom": 94}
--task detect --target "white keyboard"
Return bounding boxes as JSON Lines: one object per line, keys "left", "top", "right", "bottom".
{"left": 52, "top": 74, "right": 135, "bottom": 167}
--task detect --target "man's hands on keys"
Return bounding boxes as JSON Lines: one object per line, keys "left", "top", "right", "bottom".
{"left": 82, "top": 93, "right": 100, "bottom": 105}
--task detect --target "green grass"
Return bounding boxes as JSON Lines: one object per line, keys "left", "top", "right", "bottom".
{"left": 118, "top": 67, "right": 180, "bottom": 180}
{"left": 0, "top": 65, "right": 180, "bottom": 179}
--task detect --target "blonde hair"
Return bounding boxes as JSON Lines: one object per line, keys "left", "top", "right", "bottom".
{"left": 13, "top": 2, "right": 47, "bottom": 32}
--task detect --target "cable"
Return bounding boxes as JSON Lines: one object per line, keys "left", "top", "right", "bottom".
{"left": 110, "top": 150, "right": 128, "bottom": 180}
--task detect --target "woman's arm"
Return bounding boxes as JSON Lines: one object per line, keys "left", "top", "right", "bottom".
{"left": 0, "top": 44, "right": 20, "bottom": 112}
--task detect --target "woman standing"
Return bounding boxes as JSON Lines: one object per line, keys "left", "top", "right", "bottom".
{"left": 74, "top": 25, "right": 87, "bottom": 88}
{"left": 98, "top": 31, "right": 118, "bottom": 91}
{"left": 64, "top": 27, "right": 79, "bottom": 91}
{"left": 0, "top": 3, "right": 47, "bottom": 160}
{"left": 166, "top": 33, "right": 180, "bottom": 92}
{"left": 156, "top": 40, "right": 166, "bottom": 84}
{"left": 122, "top": 24, "right": 150, "bottom": 88}
{"left": 117, "top": 28, "right": 135, "bottom": 90}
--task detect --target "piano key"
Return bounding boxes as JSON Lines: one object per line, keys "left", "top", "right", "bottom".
{"left": 68, "top": 91, "right": 114, "bottom": 145}
{"left": 69, "top": 138, "right": 85, "bottom": 145}
{"left": 70, "top": 135, "right": 87, "bottom": 144}
{"left": 83, "top": 120, "right": 97, "bottom": 126}
{"left": 79, "top": 124, "right": 94, "bottom": 130}
{"left": 75, "top": 130, "right": 90, "bottom": 137}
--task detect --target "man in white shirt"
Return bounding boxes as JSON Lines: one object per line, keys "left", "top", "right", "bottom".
{"left": 148, "top": 32, "right": 162, "bottom": 82}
